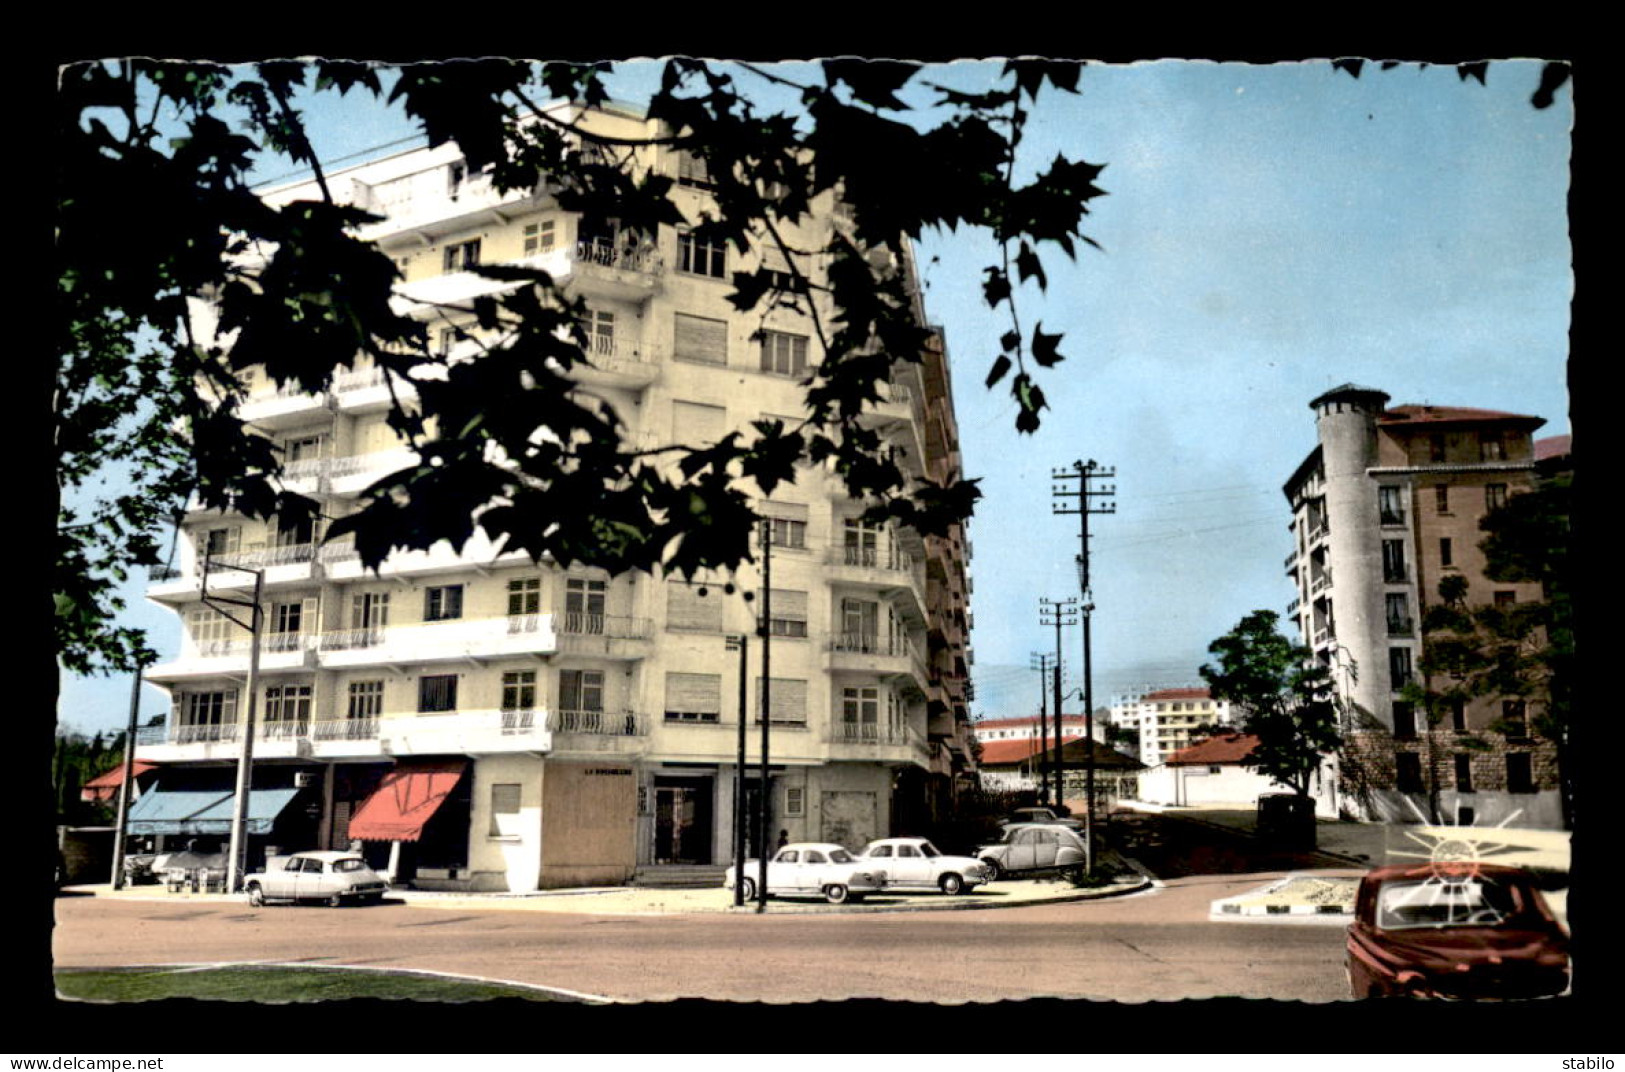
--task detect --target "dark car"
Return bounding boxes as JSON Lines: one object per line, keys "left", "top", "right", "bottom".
{"left": 1346, "top": 863, "right": 1569, "bottom": 999}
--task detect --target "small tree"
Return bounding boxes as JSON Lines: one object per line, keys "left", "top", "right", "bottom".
{"left": 1200, "top": 610, "right": 1341, "bottom": 843}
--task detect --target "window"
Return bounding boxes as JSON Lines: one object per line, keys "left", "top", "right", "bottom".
{"left": 447, "top": 159, "right": 467, "bottom": 196}
{"left": 841, "top": 686, "right": 880, "bottom": 736}
{"left": 1501, "top": 700, "right": 1529, "bottom": 738}
{"left": 759, "top": 330, "right": 809, "bottom": 377}
{"left": 201, "top": 526, "right": 241, "bottom": 559}
{"left": 1395, "top": 752, "right": 1424, "bottom": 793}
{"left": 418, "top": 674, "right": 458, "bottom": 713}
{"left": 1392, "top": 702, "right": 1417, "bottom": 740}
{"left": 564, "top": 578, "right": 607, "bottom": 634}
{"left": 664, "top": 672, "right": 722, "bottom": 723}
{"left": 843, "top": 518, "right": 881, "bottom": 566}
{"left": 442, "top": 238, "right": 481, "bottom": 273}
{"left": 1480, "top": 433, "right": 1505, "bottom": 461}
{"left": 1378, "top": 485, "right": 1405, "bottom": 525}
{"left": 756, "top": 677, "right": 808, "bottom": 724}
{"left": 677, "top": 230, "right": 727, "bottom": 278}
{"left": 522, "top": 219, "right": 556, "bottom": 256}
{"left": 350, "top": 591, "right": 390, "bottom": 634}
{"left": 424, "top": 585, "right": 464, "bottom": 622}
{"left": 765, "top": 516, "right": 807, "bottom": 550}
{"left": 1485, "top": 484, "right": 1508, "bottom": 512}
{"left": 1430, "top": 435, "right": 1447, "bottom": 463}
{"left": 578, "top": 309, "right": 615, "bottom": 356}
{"left": 1449, "top": 697, "right": 1467, "bottom": 733}
{"left": 1506, "top": 753, "right": 1535, "bottom": 794}
{"left": 1454, "top": 754, "right": 1474, "bottom": 793}
{"left": 666, "top": 580, "right": 723, "bottom": 633}
{"left": 759, "top": 588, "right": 808, "bottom": 638}
{"left": 347, "top": 681, "right": 384, "bottom": 728}
{"left": 1435, "top": 485, "right": 1450, "bottom": 514}
{"left": 1388, "top": 647, "right": 1413, "bottom": 690}
{"left": 502, "top": 670, "right": 537, "bottom": 712}
{"left": 489, "top": 783, "right": 523, "bottom": 838}
{"left": 181, "top": 690, "right": 237, "bottom": 742}
{"left": 263, "top": 684, "right": 312, "bottom": 735}
{"left": 676, "top": 150, "right": 714, "bottom": 189}
{"left": 560, "top": 669, "right": 605, "bottom": 713}
{"left": 1440, "top": 538, "right": 1454, "bottom": 568}
{"left": 1494, "top": 590, "right": 1516, "bottom": 607}
{"left": 840, "top": 599, "right": 881, "bottom": 651}
{"left": 674, "top": 313, "right": 728, "bottom": 366}
{"left": 785, "top": 786, "right": 804, "bottom": 817}
{"left": 1381, "top": 540, "right": 1407, "bottom": 582}
{"left": 1385, "top": 593, "right": 1411, "bottom": 635}
{"left": 673, "top": 400, "right": 727, "bottom": 446}
{"left": 507, "top": 577, "right": 541, "bottom": 632}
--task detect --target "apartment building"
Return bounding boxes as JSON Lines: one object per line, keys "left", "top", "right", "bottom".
{"left": 132, "top": 102, "right": 976, "bottom": 890}
{"left": 971, "top": 713, "right": 1089, "bottom": 745}
{"left": 1283, "top": 384, "right": 1561, "bottom": 828}
{"left": 1108, "top": 687, "right": 1234, "bottom": 768}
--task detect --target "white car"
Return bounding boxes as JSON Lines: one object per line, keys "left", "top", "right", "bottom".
{"left": 723, "top": 842, "right": 888, "bottom": 904}
{"left": 244, "top": 850, "right": 389, "bottom": 907}
{"left": 856, "top": 837, "right": 990, "bottom": 895}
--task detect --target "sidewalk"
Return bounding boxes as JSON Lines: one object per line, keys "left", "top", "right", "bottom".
{"left": 67, "top": 858, "right": 1151, "bottom": 916}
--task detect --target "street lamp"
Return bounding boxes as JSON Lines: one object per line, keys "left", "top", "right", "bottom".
{"left": 726, "top": 633, "right": 748, "bottom": 908}
{"left": 199, "top": 552, "right": 266, "bottom": 894}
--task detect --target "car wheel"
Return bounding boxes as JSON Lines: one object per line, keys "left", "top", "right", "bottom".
{"left": 824, "top": 883, "right": 850, "bottom": 904}
{"left": 1063, "top": 865, "right": 1084, "bottom": 883}
{"left": 246, "top": 883, "right": 265, "bottom": 907}
{"left": 939, "top": 872, "right": 965, "bottom": 896}
{"left": 739, "top": 878, "right": 757, "bottom": 902}
{"left": 980, "top": 858, "right": 1002, "bottom": 883}
{"left": 326, "top": 892, "right": 344, "bottom": 908}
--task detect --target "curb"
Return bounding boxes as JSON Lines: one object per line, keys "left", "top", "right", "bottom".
{"left": 1208, "top": 872, "right": 1361, "bottom": 922}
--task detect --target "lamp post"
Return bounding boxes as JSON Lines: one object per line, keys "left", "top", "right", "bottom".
{"left": 201, "top": 553, "right": 265, "bottom": 894}
{"left": 726, "top": 633, "right": 748, "bottom": 908}
{"left": 109, "top": 654, "right": 151, "bottom": 889}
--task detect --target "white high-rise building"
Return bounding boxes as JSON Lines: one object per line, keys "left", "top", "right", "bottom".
{"left": 1108, "top": 687, "right": 1234, "bottom": 768}
{"left": 132, "top": 102, "right": 976, "bottom": 891}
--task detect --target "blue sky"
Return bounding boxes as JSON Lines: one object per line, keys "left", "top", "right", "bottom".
{"left": 57, "top": 58, "right": 1572, "bottom": 736}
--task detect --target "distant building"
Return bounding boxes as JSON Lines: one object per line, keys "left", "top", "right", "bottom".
{"left": 1283, "top": 384, "right": 1562, "bottom": 828}
{"left": 1134, "top": 733, "right": 1337, "bottom": 817}
{"left": 1108, "top": 687, "right": 1235, "bottom": 768}
{"left": 971, "top": 713, "right": 1090, "bottom": 744}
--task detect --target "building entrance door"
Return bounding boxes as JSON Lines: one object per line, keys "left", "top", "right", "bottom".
{"left": 654, "top": 777, "right": 713, "bottom": 864}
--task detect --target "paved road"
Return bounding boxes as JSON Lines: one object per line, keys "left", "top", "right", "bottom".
{"left": 54, "top": 867, "right": 1351, "bottom": 1003}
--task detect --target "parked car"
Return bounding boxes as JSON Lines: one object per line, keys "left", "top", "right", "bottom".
{"left": 723, "top": 842, "right": 888, "bottom": 904}
{"left": 1003, "top": 807, "right": 1084, "bottom": 833}
{"left": 976, "top": 824, "right": 1088, "bottom": 881}
{"left": 1346, "top": 864, "right": 1569, "bottom": 999}
{"left": 244, "top": 851, "right": 389, "bottom": 907}
{"left": 855, "top": 837, "right": 990, "bottom": 895}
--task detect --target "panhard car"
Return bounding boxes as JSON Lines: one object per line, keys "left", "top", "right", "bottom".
{"left": 1345, "top": 863, "right": 1569, "bottom": 999}
{"left": 975, "top": 823, "right": 1088, "bottom": 881}
{"left": 244, "top": 850, "right": 390, "bottom": 907}
{"left": 723, "top": 842, "right": 887, "bottom": 904}
{"left": 855, "top": 837, "right": 990, "bottom": 894}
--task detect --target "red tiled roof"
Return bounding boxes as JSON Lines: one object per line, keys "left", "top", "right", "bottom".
{"left": 978, "top": 735, "right": 1085, "bottom": 766}
{"left": 1166, "top": 733, "right": 1260, "bottom": 766}
{"left": 82, "top": 760, "right": 157, "bottom": 790}
{"left": 1139, "top": 687, "right": 1211, "bottom": 703}
{"left": 1380, "top": 404, "right": 1543, "bottom": 427}
{"left": 1535, "top": 434, "right": 1571, "bottom": 461}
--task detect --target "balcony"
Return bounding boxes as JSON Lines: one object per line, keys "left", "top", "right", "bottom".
{"left": 827, "top": 547, "right": 927, "bottom": 620}
{"left": 547, "top": 709, "right": 649, "bottom": 755}
{"left": 825, "top": 633, "right": 929, "bottom": 692}
{"left": 320, "top": 528, "right": 530, "bottom": 581}
{"left": 825, "top": 720, "right": 930, "bottom": 767}
{"left": 568, "top": 333, "right": 662, "bottom": 390}
{"left": 555, "top": 614, "right": 652, "bottom": 659}
{"left": 1309, "top": 569, "right": 1333, "bottom": 595}
{"left": 145, "top": 631, "right": 319, "bottom": 683}
{"left": 315, "top": 614, "right": 558, "bottom": 668}
{"left": 394, "top": 242, "right": 664, "bottom": 312}
{"left": 134, "top": 707, "right": 552, "bottom": 763}
{"left": 331, "top": 366, "right": 420, "bottom": 414}
{"left": 239, "top": 380, "right": 332, "bottom": 429}
{"left": 1386, "top": 617, "right": 1415, "bottom": 637}
{"left": 328, "top": 449, "right": 420, "bottom": 498}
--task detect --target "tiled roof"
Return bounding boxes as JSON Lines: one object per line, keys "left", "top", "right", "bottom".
{"left": 1535, "top": 434, "right": 1571, "bottom": 461}
{"left": 1380, "top": 403, "right": 1543, "bottom": 427}
{"left": 82, "top": 760, "right": 157, "bottom": 789}
{"left": 1166, "top": 733, "right": 1260, "bottom": 766}
{"left": 979, "top": 735, "right": 1085, "bottom": 766}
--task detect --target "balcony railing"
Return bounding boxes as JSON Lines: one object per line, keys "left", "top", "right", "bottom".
{"left": 575, "top": 238, "right": 661, "bottom": 275}
{"left": 313, "top": 716, "right": 380, "bottom": 741}
{"left": 1379, "top": 509, "right": 1407, "bottom": 527}
{"left": 829, "top": 721, "right": 909, "bottom": 744}
{"left": 501, "top": 708, "right": 538, "bottom": 735}
{"left": 557, "top": 613, "right": 650, "bottom": 639}
{"left": 829, "top": 633, "right": 919, "bottom": 659}
{"left": 549, "top": 709, "right": 647, "bottom": 737}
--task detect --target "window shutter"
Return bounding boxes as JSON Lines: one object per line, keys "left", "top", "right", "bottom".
{"left": 755, "top": 677, "right": 808, "bottom": 723}
{"left": 665, "top": 673, "right": 722, "bottom": 716}
{"left": 666, "top": 581, "right": 722, "bottom": 632}
{"left": 758, "top": 588, "right": 808, "bottom": 620}
{"left": 673, "top": 400, "right": 726, "bottom": 445}
{"left": 760, "top": 501, "right": 808, "bottom": 522}
{"left": 674, "top": 314, "right": 728, "bottom": 366}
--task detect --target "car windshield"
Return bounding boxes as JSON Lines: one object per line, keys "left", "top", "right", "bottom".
{"left": 919, "top": 842, "right": 939, "bottom": 857}
{"left": 331, "top": 858, "right": 370, "bottom": 873}
{"left": 1375, "top": 877, "right": 1523, "bottom": 929}
{"left": 828, "top": 849, "right": 854, "bottom": 864}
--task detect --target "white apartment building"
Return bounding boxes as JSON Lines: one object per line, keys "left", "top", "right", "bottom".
{"left": 1108, "top": 687, "right": 1234, "bottom": 768}
{"left": 132, "top": 102, "right": 976, "bottom": 891}
{"left": 971, "top": 713, "right": 1088, "bottom": 744}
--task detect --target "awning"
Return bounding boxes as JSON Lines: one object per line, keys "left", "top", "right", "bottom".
{"left": 126, "top": 783, "right": 301, "bottom": 837}
{"left": 347, "top": 761, "right": 467, "bottom": 843}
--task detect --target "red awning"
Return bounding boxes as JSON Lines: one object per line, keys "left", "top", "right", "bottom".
{"left": 347, "top": 761, "right": 467, "bottom": 842}
{"left": 81, "top": 761, "right": 158, "bottom": 803}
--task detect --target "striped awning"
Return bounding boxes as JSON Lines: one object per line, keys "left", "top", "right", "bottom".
{"left": 347, "top": 761, "right": 467, "bottom": 842}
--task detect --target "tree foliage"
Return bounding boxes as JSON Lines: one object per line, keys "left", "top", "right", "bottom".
{"left": 1200, "top": 610, "right": 1340, "bottom": 800}
{"left": 56, "top": 58, "right": 1108, "bottom": 676}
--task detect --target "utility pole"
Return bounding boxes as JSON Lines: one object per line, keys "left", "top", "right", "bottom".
{"left": 1039, "top": 598, "right": 1078, "bottom": 811}
{"left": 109, "top": 654, "right": 151, "bottom": 889}
{"left": 756, "top": 518, "right": 772, "bottom": 913}
{"left": 1053, "top": 459, "right": 1115, "bottom": 876}
{"left": 1029, "top": 652, "right": 1054, "bottom": 805}
{"left": 202, "top": 553, "right": 266, "bottom": 894}
{"left": 726, "top": 631, "right": 748, "bottom": 908}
